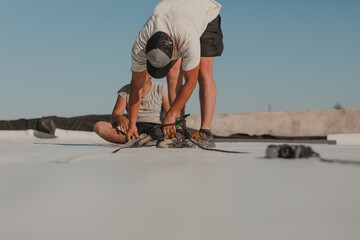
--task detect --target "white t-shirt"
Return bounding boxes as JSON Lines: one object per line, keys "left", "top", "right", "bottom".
{"left": 131, "top": 0, "right": 221, "bottom": 73}
{"left": 118, "top": 81, "right": 167, "bottom": 124}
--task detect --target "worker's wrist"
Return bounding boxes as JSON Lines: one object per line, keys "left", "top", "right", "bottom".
{"left": 128, "top": 120, "right": 137, "bottom": 128}
{"left": 111, "top": 114, "right": 125, "bottom": 124}
{"left": 166, "top": 109, "right": 177, "bottom": 119}
{"left": 111, "top": 115, "right": 120, "bottom": 125}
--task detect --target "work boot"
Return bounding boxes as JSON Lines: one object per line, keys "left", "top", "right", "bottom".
{"left": 156, "top": 131, "right": 183, "bottom": 148}
{"left": 176, "top": 128, "right": 196, "bottom": 148}
{"left": 189, "top": 130, "right": 216, "bottom": 148}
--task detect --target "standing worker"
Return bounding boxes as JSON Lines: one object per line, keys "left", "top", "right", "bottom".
{"left": 127, "top": 0, "right": 224, "bottom": 148}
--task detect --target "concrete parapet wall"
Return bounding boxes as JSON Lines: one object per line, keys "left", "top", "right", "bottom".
{"left": 186, "top": 109, "right": 360, "bottom": 137}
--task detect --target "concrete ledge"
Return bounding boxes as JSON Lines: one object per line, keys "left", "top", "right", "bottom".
{"left": 328, "top": 133, "right": 360, "bottom": 146}
{"left": 187, "top": 109, "right": 360, "bottom": 137}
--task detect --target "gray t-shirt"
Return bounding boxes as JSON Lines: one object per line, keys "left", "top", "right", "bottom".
{"left": 118, "top": 81, "right": 167, "bottom": 124}
{"left": 131, "top": 0, "right": 221, "bottom": 73}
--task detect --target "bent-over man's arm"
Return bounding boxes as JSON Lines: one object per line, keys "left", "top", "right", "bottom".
{"left": 126, "top": 70, "right": 147, "bottom": 141}
{"left": 162, "top": 64, "right": 199, "bottom": 136}
{"left": 162, "top": 90, "right": 171, "bottom": 113}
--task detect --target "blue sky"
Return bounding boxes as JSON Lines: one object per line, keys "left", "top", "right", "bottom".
{"left": 0, "top": 0, "right": 359, "bottom": 120}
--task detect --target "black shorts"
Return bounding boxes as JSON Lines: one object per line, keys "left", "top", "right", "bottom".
{"left": 200, "top": 15, "right": 224, "bottom": 57}
{"left": 136, "top": 122, "right": 161, "bottom": 135}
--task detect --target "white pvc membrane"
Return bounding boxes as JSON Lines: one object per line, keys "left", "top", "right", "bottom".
{"left": 1, "top": 130, "right": 360, "bottom": 240}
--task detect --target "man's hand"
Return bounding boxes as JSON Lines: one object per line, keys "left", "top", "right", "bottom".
{"left": 126, "top": 125, "right": 139, "bottom": 142}
{"left": 111, "top": 115, "right": 129, "bottom": 135}
{"left": 162, "top": 112, "right": 176, "bottom": 137}
{"left": 118, "top": 116, "right": 129, "bottom": 134}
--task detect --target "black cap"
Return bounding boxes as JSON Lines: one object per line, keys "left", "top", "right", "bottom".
{"left": 146, "top": 32, "right": 173, "bottom": 79}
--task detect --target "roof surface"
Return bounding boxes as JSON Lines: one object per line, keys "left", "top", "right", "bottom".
{"left": 1, "top": 131, "right": 359, "bottom": 240}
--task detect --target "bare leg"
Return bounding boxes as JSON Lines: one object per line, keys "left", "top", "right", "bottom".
{"left": 198, "top": 57, "right": 216, "bottom": 130}
{"left": 93, "top": 121, "right": 126, "bottom": 144}
{"left": 166, "top": 59, "right": 185, "bottom": 117}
